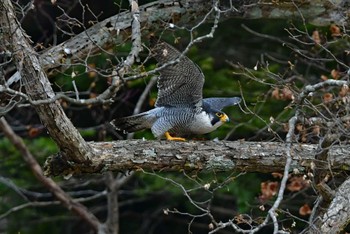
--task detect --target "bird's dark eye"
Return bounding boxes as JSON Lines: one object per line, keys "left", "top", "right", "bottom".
{"left": 216, "top": 113, "right": 223, "bottom": 118}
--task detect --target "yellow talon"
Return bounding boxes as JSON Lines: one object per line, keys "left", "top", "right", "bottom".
{"left": 165, "top": 132, "right": 186, "bottom": 141}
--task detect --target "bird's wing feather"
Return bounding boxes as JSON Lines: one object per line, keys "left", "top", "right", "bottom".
{"left": 151, "top": 38, "right": 204, "bottom": 108}
{"left": 202, "top": 97, "right": 241, "bottom": 111}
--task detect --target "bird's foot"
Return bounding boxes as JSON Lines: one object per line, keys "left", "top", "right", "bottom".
{"left": 165, "top": 132, "right": 186, "bottom": 141}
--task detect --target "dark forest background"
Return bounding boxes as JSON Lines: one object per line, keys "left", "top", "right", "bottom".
{"left": 1, "top": 0, "right": 348, "bottom": 233}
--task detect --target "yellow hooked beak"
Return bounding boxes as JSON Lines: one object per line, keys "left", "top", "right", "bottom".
{"left": 220, "top": 113, "right": 230, "bottom": 123}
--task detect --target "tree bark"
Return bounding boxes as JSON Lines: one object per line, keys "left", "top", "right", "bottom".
{"left": 44, "top": 140, "right": 350, "bottom": 176}
{"left": 2, "top": 0, "right": 350, "bottom": 232}
{"left": 321, "top": 178, "right": 350, "bottom": 233}
{"left": 38, "top": 0, "right": 348, "bottom": 73}
{"left": 0, "top": 0, "right": 92, "bottom": 164}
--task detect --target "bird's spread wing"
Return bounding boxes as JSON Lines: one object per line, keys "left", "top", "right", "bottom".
{"left": 151, "top": 38, "right": 204, "bottom": 108}
{"left": 202, "top": 97, "right": 241, "bottom": 111}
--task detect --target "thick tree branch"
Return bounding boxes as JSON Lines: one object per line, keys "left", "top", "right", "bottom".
{"left": 44, "top": 140, "right": 350, "bottom": 176}
{"left": 14, "top": 0, "right": 344, "bottom": 75}
{"left": 39, "top": 0, "right": 189, "bottom": 72}
{"left": 4, "top": 0, "right": 347, "bottom": 107}
{"left": 0, "top": 0, "right": 92, "bottom": 164}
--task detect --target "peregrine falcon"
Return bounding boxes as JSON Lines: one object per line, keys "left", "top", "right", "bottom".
{"left": 111, "top": 37, "right": 241, "bottom": 141}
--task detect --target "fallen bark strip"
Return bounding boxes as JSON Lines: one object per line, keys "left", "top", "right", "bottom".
{"left": 44, "top": 140, "right": 350, "bottom": 176}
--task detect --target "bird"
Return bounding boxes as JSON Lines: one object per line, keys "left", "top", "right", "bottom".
{"left": 111, "top": 37, "right": 241, "bottom": 141}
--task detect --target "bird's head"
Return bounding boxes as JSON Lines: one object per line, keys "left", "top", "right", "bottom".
{"left": 210, "top": 111, "right": 230, "bottom": 127}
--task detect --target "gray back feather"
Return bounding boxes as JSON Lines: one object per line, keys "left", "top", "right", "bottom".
{"left": 202, "top": 97, "right": 241, "bottom": 111}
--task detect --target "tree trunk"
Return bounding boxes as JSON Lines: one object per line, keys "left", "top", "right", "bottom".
{"left": 0, "top": 0, "right": 92, "bottom": 165}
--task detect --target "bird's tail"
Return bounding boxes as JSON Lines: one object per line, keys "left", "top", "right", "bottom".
{"left": 110, "top": 112, "right": 153, "bottom": 133}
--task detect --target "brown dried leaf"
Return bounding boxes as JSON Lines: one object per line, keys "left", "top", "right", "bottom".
{"left": 330, "top": 24, "right": 341, "bottom": 37}
{"left": 28, "top": 127, "right": 41, "bottom": 138}
{"left": 281, "top": 87, "right": 294, "bottom": 100}
{"left": 323, "top": 93, "right": 333, "bottom": 104}
{"left": 321, "top": 75, "right": 328, "bottom": 81}
{"left": 299, "top": 204, "right": 312, "bottom": 216}
{"left": 287, "top": 176, "right": 309, "bottom": 192}
{"left": 260, "top": 181, "right": 279, "bottom": 202}
{"left": 296, "top": 123, "right": 304, "bottom": 132}
{"left": 331, "top": 69, "right": 340, "bottom": 80}
{"left": 271, "top": 88, "right": 280, "bottom": 100}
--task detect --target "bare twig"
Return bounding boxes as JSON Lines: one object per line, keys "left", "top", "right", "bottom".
{"left": 0, "top": 117, "right": 102, "bottom": 232}
{"left": 0, "top": 84, "right": 116, "bottom": 105}
{"left": 102, "top": 172, "right": 134, "bottom": 233}
{"left": 0, "top": 176, "right": 29, "bottom": 201}
{"left": 1, "top": 0, "right": 92, "bottom": 163}
{"left": 268, "top": 115, "right": 297, "bottom": 233}
{"left": 0, "top": 190, "right": 107, "bottom": 220}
